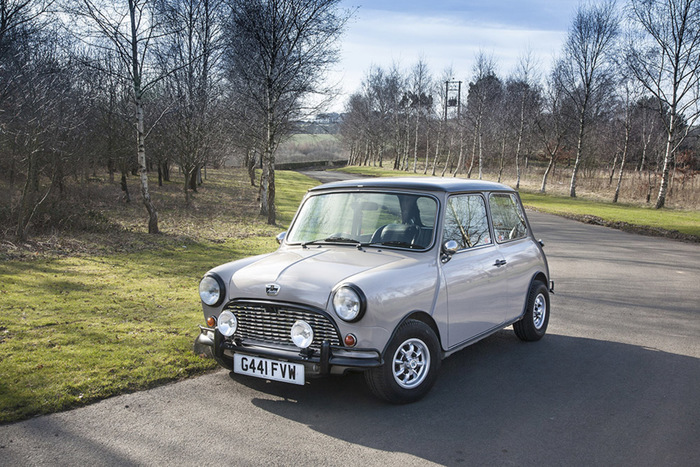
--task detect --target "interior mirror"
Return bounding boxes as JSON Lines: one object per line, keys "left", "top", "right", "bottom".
{"left": 276, "top": 231, "right": 287, "bottom": 245}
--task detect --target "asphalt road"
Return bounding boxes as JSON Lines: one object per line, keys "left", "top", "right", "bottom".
{"left": 2, "top": 173, "right": 699, "bottom": 466}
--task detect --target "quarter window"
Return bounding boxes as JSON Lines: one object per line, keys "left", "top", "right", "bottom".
{"left": 442, "top": 194, "right": 491, "bottom": 250}
{"left": 489, "top": 193, "right": 528, "bottom": 242}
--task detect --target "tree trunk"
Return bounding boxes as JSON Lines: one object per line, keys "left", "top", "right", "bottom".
{"left": 497, "top": 131, "right": 507, "bottom": 183}
{"left": 467, "top": 130, "right": 477, "bottom": 178}
{"left": 453, "top": 126, "right": 465, "bottom": 177}
{"left": 613, "top": 152, "right": 626, "bottom": 203}
{"left": 15, "top": 151, "right": 39, "bottom": 241}
{"left": 541, "top": 156, "right": 555, "bottom": 193}
{"left": 261, "top": 103, "right": 276, "bottom": 224}
{"left": 477, "top": 121, "right": 483, "bottom": 180}
{"left": 423, "top": 127, "right": 430, "bottom": 174}
{"left": 135, "top": 96, "right": 159, "bottom": 234}
{"left": 441, "top": 134, "right": 454, "bottom": 177}
{"left": 121, "top": 171, "right": 131, "bottom": 202}
{"left": 569, "top": 114, "right": 585, "bottom": 198}
{"left": 614, "top": 104, "right": 631, "bottom": 204}
{"left": 431, "top": 121, "right": 442, "bottom": 176}
{"left": 655, "top": 131, "right": 673, "bottom": 209}
{"left": 184, "top": 167, "right": 191, "bottom": 205}
{"left": 608, "top": 151, "right": 618, "bottom": 186}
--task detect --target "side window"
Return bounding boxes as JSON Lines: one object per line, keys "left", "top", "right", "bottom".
{"left": 489, "top": 193, "right": 528, "bottom": 242}
{"left": 442, "top": 194, "right": 491, "bottom": 250}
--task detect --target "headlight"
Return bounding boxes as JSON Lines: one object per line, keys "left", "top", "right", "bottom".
{"left": 218, "top": 310, "right": 237, "bottom": 337}
{"left": 332, "top": 284, "right": 366, "bottom": 322}
{"left": 199, "top": 274, "right": 224, "bottom": 306}
{"left": 291, "top": 320, "right": 314, "bottom": 348}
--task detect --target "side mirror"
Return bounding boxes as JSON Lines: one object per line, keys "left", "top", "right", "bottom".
{"left": 276, "top": 231, "right": 287, "bottom": 245}
{"left": 538, "top": 239, "right": 545, "bottom": 248}
{"left": 441, "top": 240, "right": 459, "bottom": 262}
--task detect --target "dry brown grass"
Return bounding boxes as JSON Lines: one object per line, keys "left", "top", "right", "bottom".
{"left": 0, "top": 168, "right": 279, "bottom": 260}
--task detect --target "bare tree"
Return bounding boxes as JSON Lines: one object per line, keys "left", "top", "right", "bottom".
{"left": 536, "top": 64, "right": 575, "bottom": 193}
{"left": 407, "top": 59, "right": 432, "bottom": 173}
{"left": 70, "top": 0, "right": 169, "bottom": 233}
{"left": 466, "top": 52, "right": 501, "bottom": 179}
{"left": 626, "top": 0, "right": 700, "bottom": 208}
{"left": 155, "top": 0, "right": 225, "bottom": 203}
{"left": 558, "top": 0, "right": 619, "bottom": 197}
{"left": 223, "top": 0, "right": 349, "bottom": 225}
{"left": 613, "top": 79, "right": 634, "bottom": 203}
{"left": 507, "top": 51, "right": 541, "bottom": 189}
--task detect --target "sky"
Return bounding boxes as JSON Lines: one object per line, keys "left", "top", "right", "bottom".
{"left": 326, "top": 0, "right": 581, "bottom": 112}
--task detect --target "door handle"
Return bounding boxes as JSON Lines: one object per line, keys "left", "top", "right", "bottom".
{"left": 494, "top": 259, "right": 507, "bottom": 267}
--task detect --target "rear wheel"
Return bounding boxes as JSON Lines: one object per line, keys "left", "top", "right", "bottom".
{"left": 365, "top": 319, "right": 441, "bottom": 404}
{"left": 513, "top": 280, "right": 550, "bottom": 341}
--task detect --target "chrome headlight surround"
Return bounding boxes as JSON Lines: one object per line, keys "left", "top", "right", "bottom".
{"left": 199, "top": 273, "right": 225, "bottom": 307}
{"left": 332, "top": 283, "right": 367, "bottom": 322}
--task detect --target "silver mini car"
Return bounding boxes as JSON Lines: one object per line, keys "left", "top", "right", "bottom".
{"left": 196, "top": 178, "right": 552, "bottom": 403}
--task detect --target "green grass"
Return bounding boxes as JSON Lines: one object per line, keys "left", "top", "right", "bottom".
{"left": 337, "top": 166, "right": 700, "bottom": 240}
{"left": 519, "top": 192, "right": 700, "bottom": 238}
{"left": 337, "top": 166, "right": 425, "bottom": 178}
{"left": 289, "top": 133, "right": 337, "bottom": 144}
{"left": 0, "top": 169, "right": 317, "bottom": 424}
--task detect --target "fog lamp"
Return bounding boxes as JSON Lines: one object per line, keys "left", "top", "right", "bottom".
{"left": 291, "top": 320, "right": 314, "bottom": 349}
{"left": 217, "top": 310, "right": 237, "bottom": 337}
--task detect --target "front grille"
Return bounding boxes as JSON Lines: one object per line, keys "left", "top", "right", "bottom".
{"left": 224, "top": 301, "right": 341, "bottom": 351}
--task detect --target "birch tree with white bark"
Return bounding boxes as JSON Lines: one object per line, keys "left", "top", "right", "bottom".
{"left": 626, "top": 0, "right": 700, "bottom": 208}
{"left": 558, "top": 0, "right": 619, "bottom": 198}
{"left": 70, "top": 0, "right": 168, "bottom": 233}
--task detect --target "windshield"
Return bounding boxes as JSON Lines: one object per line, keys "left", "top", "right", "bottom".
{"left": 286, "top": 191, "right": 438, "bottom": 250}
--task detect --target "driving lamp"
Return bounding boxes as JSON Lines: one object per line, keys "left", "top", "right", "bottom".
{"left": 290, "top": 320, "right": 314, "bottom": 349}
{"left": 217, "top": 310, "right": 237, "bottom": 337}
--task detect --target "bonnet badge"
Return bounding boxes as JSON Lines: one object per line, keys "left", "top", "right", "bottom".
{"left": 265, "top": 283, "right": 280, "bottom": 296}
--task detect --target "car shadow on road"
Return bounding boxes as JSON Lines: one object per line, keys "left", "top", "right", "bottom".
{"left": 238, "top": 331, "right": 700, "bottom": 466}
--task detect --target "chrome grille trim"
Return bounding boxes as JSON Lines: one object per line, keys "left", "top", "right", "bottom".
{"left": 224, "top": 301, "right": 341, "bottom": 351}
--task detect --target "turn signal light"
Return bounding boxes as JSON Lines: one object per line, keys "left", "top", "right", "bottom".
{"left": 344, "top": 334, "right": 357, "bottom": 347}
{"left": 206, "top": 316, "right": 216, "bottom": 327}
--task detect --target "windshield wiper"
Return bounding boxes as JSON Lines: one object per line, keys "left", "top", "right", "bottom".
{"left": 302, "top": 236, "right": 359, "bottom": 248}
{"left": 357, "top": 240, "right": 423, "bottom": 250}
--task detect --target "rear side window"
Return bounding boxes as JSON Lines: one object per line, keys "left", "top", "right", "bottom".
{"left": 442, "top": 194, "right": 491, "bottom": 250}
{"left": 489, "top": 193, "right": 528, "bottom": 242}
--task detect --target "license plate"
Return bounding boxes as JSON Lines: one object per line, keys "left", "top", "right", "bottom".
{"left": 233, "top": 354, "right": 305, "bottom": 385}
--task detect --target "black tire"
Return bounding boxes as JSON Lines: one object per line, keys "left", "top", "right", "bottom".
{"left": 365, "top": 319, "right": 441, "bottom": 404}
{"left": 513, "top": 280, "right": 550, "bottom": 341}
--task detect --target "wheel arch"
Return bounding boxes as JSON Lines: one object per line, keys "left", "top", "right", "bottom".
{"left": 383, "top": 311, "right": 444, "bottom": 357}
{"left": 520, "top": 272, "right": 549, "bottom": 317}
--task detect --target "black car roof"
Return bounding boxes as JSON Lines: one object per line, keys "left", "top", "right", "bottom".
{"left": 308, "top": 177, "right": 515, "bottom": 193}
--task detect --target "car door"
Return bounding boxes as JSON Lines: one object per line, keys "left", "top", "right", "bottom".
{"left": 440, "top": 193, "right": 509, "bottom": 348}
{"left": 489, "top": 192, "right": 539, "bottom": 320}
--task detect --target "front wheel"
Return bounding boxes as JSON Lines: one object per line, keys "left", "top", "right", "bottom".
{"left": 513, "top": 280, "right": 550, "bottom": 341}
{"left": 365, "top": 319, "right": 441, "bottom": 404}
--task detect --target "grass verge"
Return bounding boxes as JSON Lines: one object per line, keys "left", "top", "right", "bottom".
{"left": 0, "top": 169, "right": 317, "bottom": 424}
{"left": 334, "top": 166, "right": 700, "bottom": 241}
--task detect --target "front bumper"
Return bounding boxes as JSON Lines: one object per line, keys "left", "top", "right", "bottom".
{"left": 196, "top": 325, "right": 382, "bottom": 376}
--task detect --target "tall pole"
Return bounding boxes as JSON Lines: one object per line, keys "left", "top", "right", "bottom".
{"left": 444, "top": 80, "right": 449, "bottom": 121}
{"left": 457, "top": 81, "right": 462, "bottom": 119}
